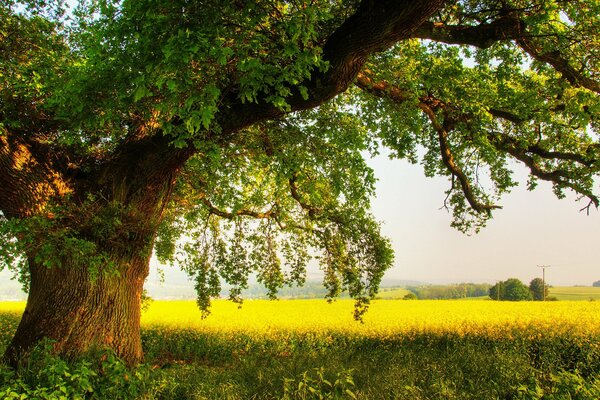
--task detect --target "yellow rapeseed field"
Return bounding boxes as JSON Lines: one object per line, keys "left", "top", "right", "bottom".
{"left": 138, "top": 299, "right": 600, "bottom": 339}
{"left": 2, "top": 299, "right": 599, "bottom": 339}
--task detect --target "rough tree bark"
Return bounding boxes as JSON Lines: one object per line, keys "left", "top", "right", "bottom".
{"left": 1, "top": 132, "right": 188, "bottom": 366}
{"left": 6, "top": 248, "right": 150, "bottom": 366}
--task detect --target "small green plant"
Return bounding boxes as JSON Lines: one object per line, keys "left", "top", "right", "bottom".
{"left": 0, "top": 340, "right": 151, "bottom": 400}
{"left": 511, "top": 371, "right": 600, "bottom": 400}
{"left": 282, "top": 367, "right": 357, "bottom": 400}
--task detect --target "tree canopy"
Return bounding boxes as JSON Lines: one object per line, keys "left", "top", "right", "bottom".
{"left": 529, "top": 277, "right": 549, "bottom": 300}
{"left": 0, "top": 0, "right": 599, "bottom": 363}
{"left": 490, "top": 278, "right": 533, "bottom": 301}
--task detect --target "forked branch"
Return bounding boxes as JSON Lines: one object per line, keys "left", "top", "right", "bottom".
{"left": 355, "top": 72, "right": 501, "bottom": 213}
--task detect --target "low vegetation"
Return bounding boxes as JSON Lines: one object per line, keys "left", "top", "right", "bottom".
{"left": 1, "top": 299, "right": 599, "bottom": 399}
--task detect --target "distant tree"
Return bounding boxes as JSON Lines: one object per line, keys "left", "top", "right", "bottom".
{"left": 529, "top": 278, "right": 549, "bottom": 301}
{"left": 504, "top": 279, "right": 533, "bottom": 301}
{"left": 403, "top": 293, "right": 417, "bottom": 300}
{"left": 593, "top": 281, "right": 600, "bottom": 288}
{"left": 490, "top": 279, "right": 532, "bottom": 301}
{"left": 489, "top": 282, "right": 503, "bottom": 301}
{"left": 408, "top": 283, "right": 490, "bottom": 300}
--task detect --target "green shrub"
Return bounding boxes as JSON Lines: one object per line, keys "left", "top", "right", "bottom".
{"left": 0, "top": 340, "right": 151, "bottom": 400}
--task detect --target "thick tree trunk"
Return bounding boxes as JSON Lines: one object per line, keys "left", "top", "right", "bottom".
{"left": 4, "top": 243, "right": 152, "bottom": 367}
{"left": 1, "top": 130, "right": 184, "bottom": 367}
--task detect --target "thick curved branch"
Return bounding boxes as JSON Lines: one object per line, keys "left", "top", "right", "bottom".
{"left": 486, "top": 110, "right": 598, "bottom": 167}
{"left": 421, "top": 105, "right": 501, "bottom": 214}
{"left": 201, "top": 197, "right": 277, "bottom": 220}
{"left": 412, "top": 15, "right": 524, "bottom": 49}
{"left": 355, "top": 72, "right": 412, "bottom": 104}
{"left": 216, "top": 0, "right": 446, "bottom": 135}
{"left": 524, "top": 144, "right": 596, "bottom": 167}
{"left": 411, "top": 14, "right": 599, "bottom": 94}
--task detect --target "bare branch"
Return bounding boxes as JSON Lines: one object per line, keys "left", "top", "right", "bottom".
{"left": 580, "top": 199, "right": 596, "bottom": 215}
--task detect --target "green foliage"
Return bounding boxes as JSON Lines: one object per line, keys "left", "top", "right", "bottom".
{"left": 594, "top": 281, "right": 600, "bottom": 288}
{"left": 511, "top": 371, "right": 600, "bottom": 400}
{"left": 0, "top": 341, "right": 150, "bottom": 399}
{"left": 490, "top": 278, "right": 534, "bottom": 301}
{"left": 529, "top": 278, "right": 550, "bottom": 301}
{"left": 282, "top": 367, "right": 357, "bottom": 400}
{"left": 158, "top": 101, "right": 393, "bottom": 318}
{"left": 407, "top": 283, "right": 491, "bottom": 300}
{"left": 0, "top": 198, "right": 140, "bottom": 287}
{"left": 403, "top": 292, "right": 418, "bottom": 300}
{"left": 1, "top": 308, "right": 600, "bottom": 400}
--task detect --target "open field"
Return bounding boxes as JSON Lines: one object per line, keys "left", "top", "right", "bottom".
{"left": 374, "top": 287, "right": 412, "bottom": 299}
{"left": 2, "top": 299, "right": 600, "bottom": 399}
{"left": 550, "top": 286, "right": 600, "bottom": 301}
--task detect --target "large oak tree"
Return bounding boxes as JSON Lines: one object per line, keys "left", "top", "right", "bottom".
{"left": 1, "top": 0, "right": 598, "bottom": 365}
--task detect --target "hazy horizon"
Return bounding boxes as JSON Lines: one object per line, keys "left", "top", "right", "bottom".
{"left": 369, "top": 152, "right": 599, "bottom": 287}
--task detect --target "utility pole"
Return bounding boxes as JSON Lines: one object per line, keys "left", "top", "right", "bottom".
{"left": 537, "top": 265, "right": 550, "bottom": 301}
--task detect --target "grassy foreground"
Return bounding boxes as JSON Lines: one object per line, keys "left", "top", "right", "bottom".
{"left": 1, "top": 299, "right": 600, "bottom": 399}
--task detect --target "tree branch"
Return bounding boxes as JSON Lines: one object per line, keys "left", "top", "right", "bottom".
{"left": 422, "top": 104, "right": 501, "bottom": 214}
{"left": 517, "top": 38, "right": 600, "bottom": 94}
{"left": 216, "top": 0, "right": 446, "bottom": 135}
{"left": 355, "top": 71, "right": 501, "bottom": 213}
{"left": 412, "top": 15, "right": 524, "bottom": 49}
{"left": 200, "top": 197, "right": 277, "bottom": 220}
{"left": 489, "top": 133, "right": 600, "bottom": 208}
{"left": 410, "top": 13, "right": 599, "bottom": 94}
{"left": 289, "top": 174, "right": 321, "bottom": 219}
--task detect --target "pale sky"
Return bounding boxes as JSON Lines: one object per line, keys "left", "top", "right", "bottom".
{"left": 368, "top": 153, "right": 599, "bottom": 286}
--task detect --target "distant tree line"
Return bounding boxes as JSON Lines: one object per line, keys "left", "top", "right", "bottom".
{"left": 406, "top": 283, "right": 490, "bottom": 300}
{"left": 489, "top": 278, "right": 550, "bottom": 301}
{"left": 593, "top": 280, "right": 600, "bottom": 288}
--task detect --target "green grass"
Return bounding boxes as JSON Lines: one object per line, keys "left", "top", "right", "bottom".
{"left": 550, "top": 286, "right": 600, "bottom": 301}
